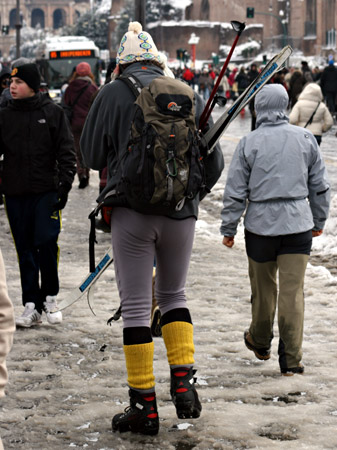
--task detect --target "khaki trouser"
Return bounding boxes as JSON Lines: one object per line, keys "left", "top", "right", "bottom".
{"left": 248, "top": 253, "right": 309, "bottom": 368}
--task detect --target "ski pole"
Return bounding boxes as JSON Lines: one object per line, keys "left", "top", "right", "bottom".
{"left": 199, "top": 20, "right": 246, "bottom": 131}
{"left": 200, "top": 45, "right": 293, "bottom": 154}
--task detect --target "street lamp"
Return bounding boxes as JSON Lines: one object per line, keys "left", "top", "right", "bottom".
{"left": 188, "top": 33, "right": 199, "bottom": 68}
{"left": 15, "top": 0, "right": 22, "bottom": 58}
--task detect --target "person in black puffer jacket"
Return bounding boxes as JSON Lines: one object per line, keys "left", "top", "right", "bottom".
{"left": 0, "top": 63, "right": 76, "bottom": 328}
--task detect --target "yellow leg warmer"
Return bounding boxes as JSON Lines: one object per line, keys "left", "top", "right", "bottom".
{"left": 123, "top": 342, "right": 155, "bottom": 390}
{"left": 162, "top": 321, "right": 195, "bottom": 366}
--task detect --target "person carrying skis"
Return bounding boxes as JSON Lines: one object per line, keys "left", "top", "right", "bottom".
{"left": 220, "top": 84, "right": 330, "bottom": 376}
{"left": 80, "top": 21, "right": 224, "bottom": 435}
{"left": 0, "top": 63, "right": 76, "bottom": 328}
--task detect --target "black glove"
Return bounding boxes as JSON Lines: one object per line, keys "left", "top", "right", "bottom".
{"left": 53, "top": 186, "right": 69, "bottom": 210}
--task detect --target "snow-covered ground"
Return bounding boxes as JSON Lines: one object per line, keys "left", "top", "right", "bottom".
{"left": 0, "top": 109, "right": 336, "bottom": 449}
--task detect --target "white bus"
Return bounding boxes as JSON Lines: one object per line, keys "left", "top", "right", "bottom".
{"left": 36, "top": 36, "right": 100, "bottom": 102}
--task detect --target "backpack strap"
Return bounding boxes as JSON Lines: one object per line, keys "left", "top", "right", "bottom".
{"left": 118, "top": 74, "right": 144, "bottom": 98}
{"left": 69, "top": 82, "right": 90, "bottom": 108}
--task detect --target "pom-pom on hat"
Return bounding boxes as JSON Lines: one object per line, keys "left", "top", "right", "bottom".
{"left": 76, "top": 62, "right": 91, "bottom": 77}
{"left": 117, "top": 21, "right": 163, "bottom": 67}
{"left": 10, "top": 63, "right": 41, "bottom": 93}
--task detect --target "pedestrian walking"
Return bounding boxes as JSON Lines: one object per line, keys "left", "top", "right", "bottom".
{"left": 214, "top": 72, "right": 230, "bottom": 99}
{"left": 228, "top": 67, "right": 238, "bottom": 100}
{"left": 0, "top": 59, "right": 32, "bottom": 207}
{"left": 289, "top": 82, "right": 333, "bottom": 146}
{"left": 301, "top": 60, "right": 314, "bottom": 83}
{"left": 0, "top": 58, "right": 32, "bottom": 108}
{"left": 0, "top": 68, "right": 10, "bottom": 96}
{"left": 220, "top": 84, "right": 330, "bottom": 376}
{"left": 64, "top": 62, "right": 98, "bottom": 189}
{"left": 198, "top": 68, "right": 213, "bottom": 100}
{"left": 235, "top": 67, "right": 249, "bottom": 116}
{"left": 320, "top": 59, "right": 337, "bottom": 117}
{"left": 288, "top": 69, "right": 306, "bottom": 108}
{"left": 182, "top": 66, "right": 194, "bottom": 86}
{"left": 247, "top": 63, "right": 259, "bottom": 130}
{"left": 0, "top": 248, "right": 15, "bottom": 449}
{"left": 81, "top": 21, "right": 224, "bottom": 435}
{"left": 235, "top": 66, "right": 249, "bottom": 96}
{"left": 0, "top": 63, "right": 76, "bottom": 328}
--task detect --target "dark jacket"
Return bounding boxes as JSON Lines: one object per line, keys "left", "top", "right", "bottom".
{"left": 64, "top": 77, "right": 98, "bottom": 133}
{"left": 0, "top": 93, "right": 76, "bottom": 196}
{"left": 0, "top": 88, "right": 12, "bottom": 109}
{"left": 235, "top": 70, "right": 249, "bottom": 92}
{"left": 320, "top": 65, "right": 337, "bottom": 94}
{"left": 289, "top": 71, "right": 306, "bottom": 107}
{"left": 0, "top": 68, "right": 10, "bottom": 96}
{"left": 80, "top": 62, "right": 224, "bottom": 220}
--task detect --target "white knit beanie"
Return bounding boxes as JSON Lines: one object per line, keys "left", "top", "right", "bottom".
{"left": 116, "top": 21, "right": 164, "bottom": 67}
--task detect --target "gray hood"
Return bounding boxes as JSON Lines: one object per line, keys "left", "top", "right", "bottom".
{"left": 255, "top": 84, "right": 289, "bottom": 127}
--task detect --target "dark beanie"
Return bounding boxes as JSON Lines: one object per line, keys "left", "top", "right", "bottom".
{"left": 10, "top": 63, "right": 41, "bottom": 93}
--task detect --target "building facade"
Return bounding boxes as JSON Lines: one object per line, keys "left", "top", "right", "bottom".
{"left": 1, "top": 0, "right": 336, "bottom": 61}
{"left": 186, "top": 0, "right": 336, "bottom": 58}
{"left": 0, "top": 0, "right": 89, "bottom": 59}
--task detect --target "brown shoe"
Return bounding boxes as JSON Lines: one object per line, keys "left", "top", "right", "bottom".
{"left": 244, "top": 330, "right": 271, "bottom": 360}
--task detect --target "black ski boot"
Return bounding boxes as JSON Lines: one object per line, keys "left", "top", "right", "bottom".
{"left": 170, "top": 367, "right": 202, "bottom": 419}
{"left": 112, "top": 389, "right": 159, "bottom": 435}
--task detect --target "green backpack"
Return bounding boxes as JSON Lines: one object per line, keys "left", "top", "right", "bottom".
{"left": 117, "top": 74, "right": 206, "bottom": 215}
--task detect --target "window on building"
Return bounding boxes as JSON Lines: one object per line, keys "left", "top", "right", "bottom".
{"left": 53, "top": 9, "right": 66, "bottom": 29}
{"left": 31, "top": 9, "right": 45, "bottom": 28}
{"left": 9, "top": 9, "right": 23, "bottom": 29}
{"left": 326, "top": 29, "right": 336, "bottom": 48}
{"left": 324, "top": 0, "right": 336, "bottom": 47}
{"left": 200, "top": 0, "right": 210, "bottom": 21}
{"left": 305, "top": 0, "right": 316, "bottom": 36}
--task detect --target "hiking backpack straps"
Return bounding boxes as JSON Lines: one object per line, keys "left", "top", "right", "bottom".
{"left": 117, "top": 73, "right": 206, "bottom": 215}
{"left": 304, "top": 101, "right": 320, "bottom": 128}
{"left": 88, "top": 74, "right": 206, "bottom": 271}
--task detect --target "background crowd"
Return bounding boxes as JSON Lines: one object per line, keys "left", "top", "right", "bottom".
{"left": 175, "top": 59, "right": 337, "bottom": 123}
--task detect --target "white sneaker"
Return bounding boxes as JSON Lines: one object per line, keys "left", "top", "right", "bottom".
{"left": 16, "top": 303, "right": 42, "bottom": 328}
{"left": 43, "top": 296, "right": 62, "bottom": 324}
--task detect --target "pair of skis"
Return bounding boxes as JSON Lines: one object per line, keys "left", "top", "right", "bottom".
{"left": 201, "top": 44, "right": 293, "bottom": 153}
{"left": 55, "top": 45, "right": 293, "bottom": 313}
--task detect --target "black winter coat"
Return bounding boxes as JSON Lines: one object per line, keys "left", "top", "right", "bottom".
{"left": 320, "top": 65, "right": 337, "bottom": 94}
{"left": 0, "top": 93, "right": 76, "bottom": 196}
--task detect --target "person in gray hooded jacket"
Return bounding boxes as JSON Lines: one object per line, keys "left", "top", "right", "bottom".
{"left": 220, "top": 84, "right": 330, "bottom": 376}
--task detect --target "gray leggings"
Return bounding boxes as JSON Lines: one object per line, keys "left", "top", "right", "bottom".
{"left": 110, "top": 207, "right": 196, "bottom": 328}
